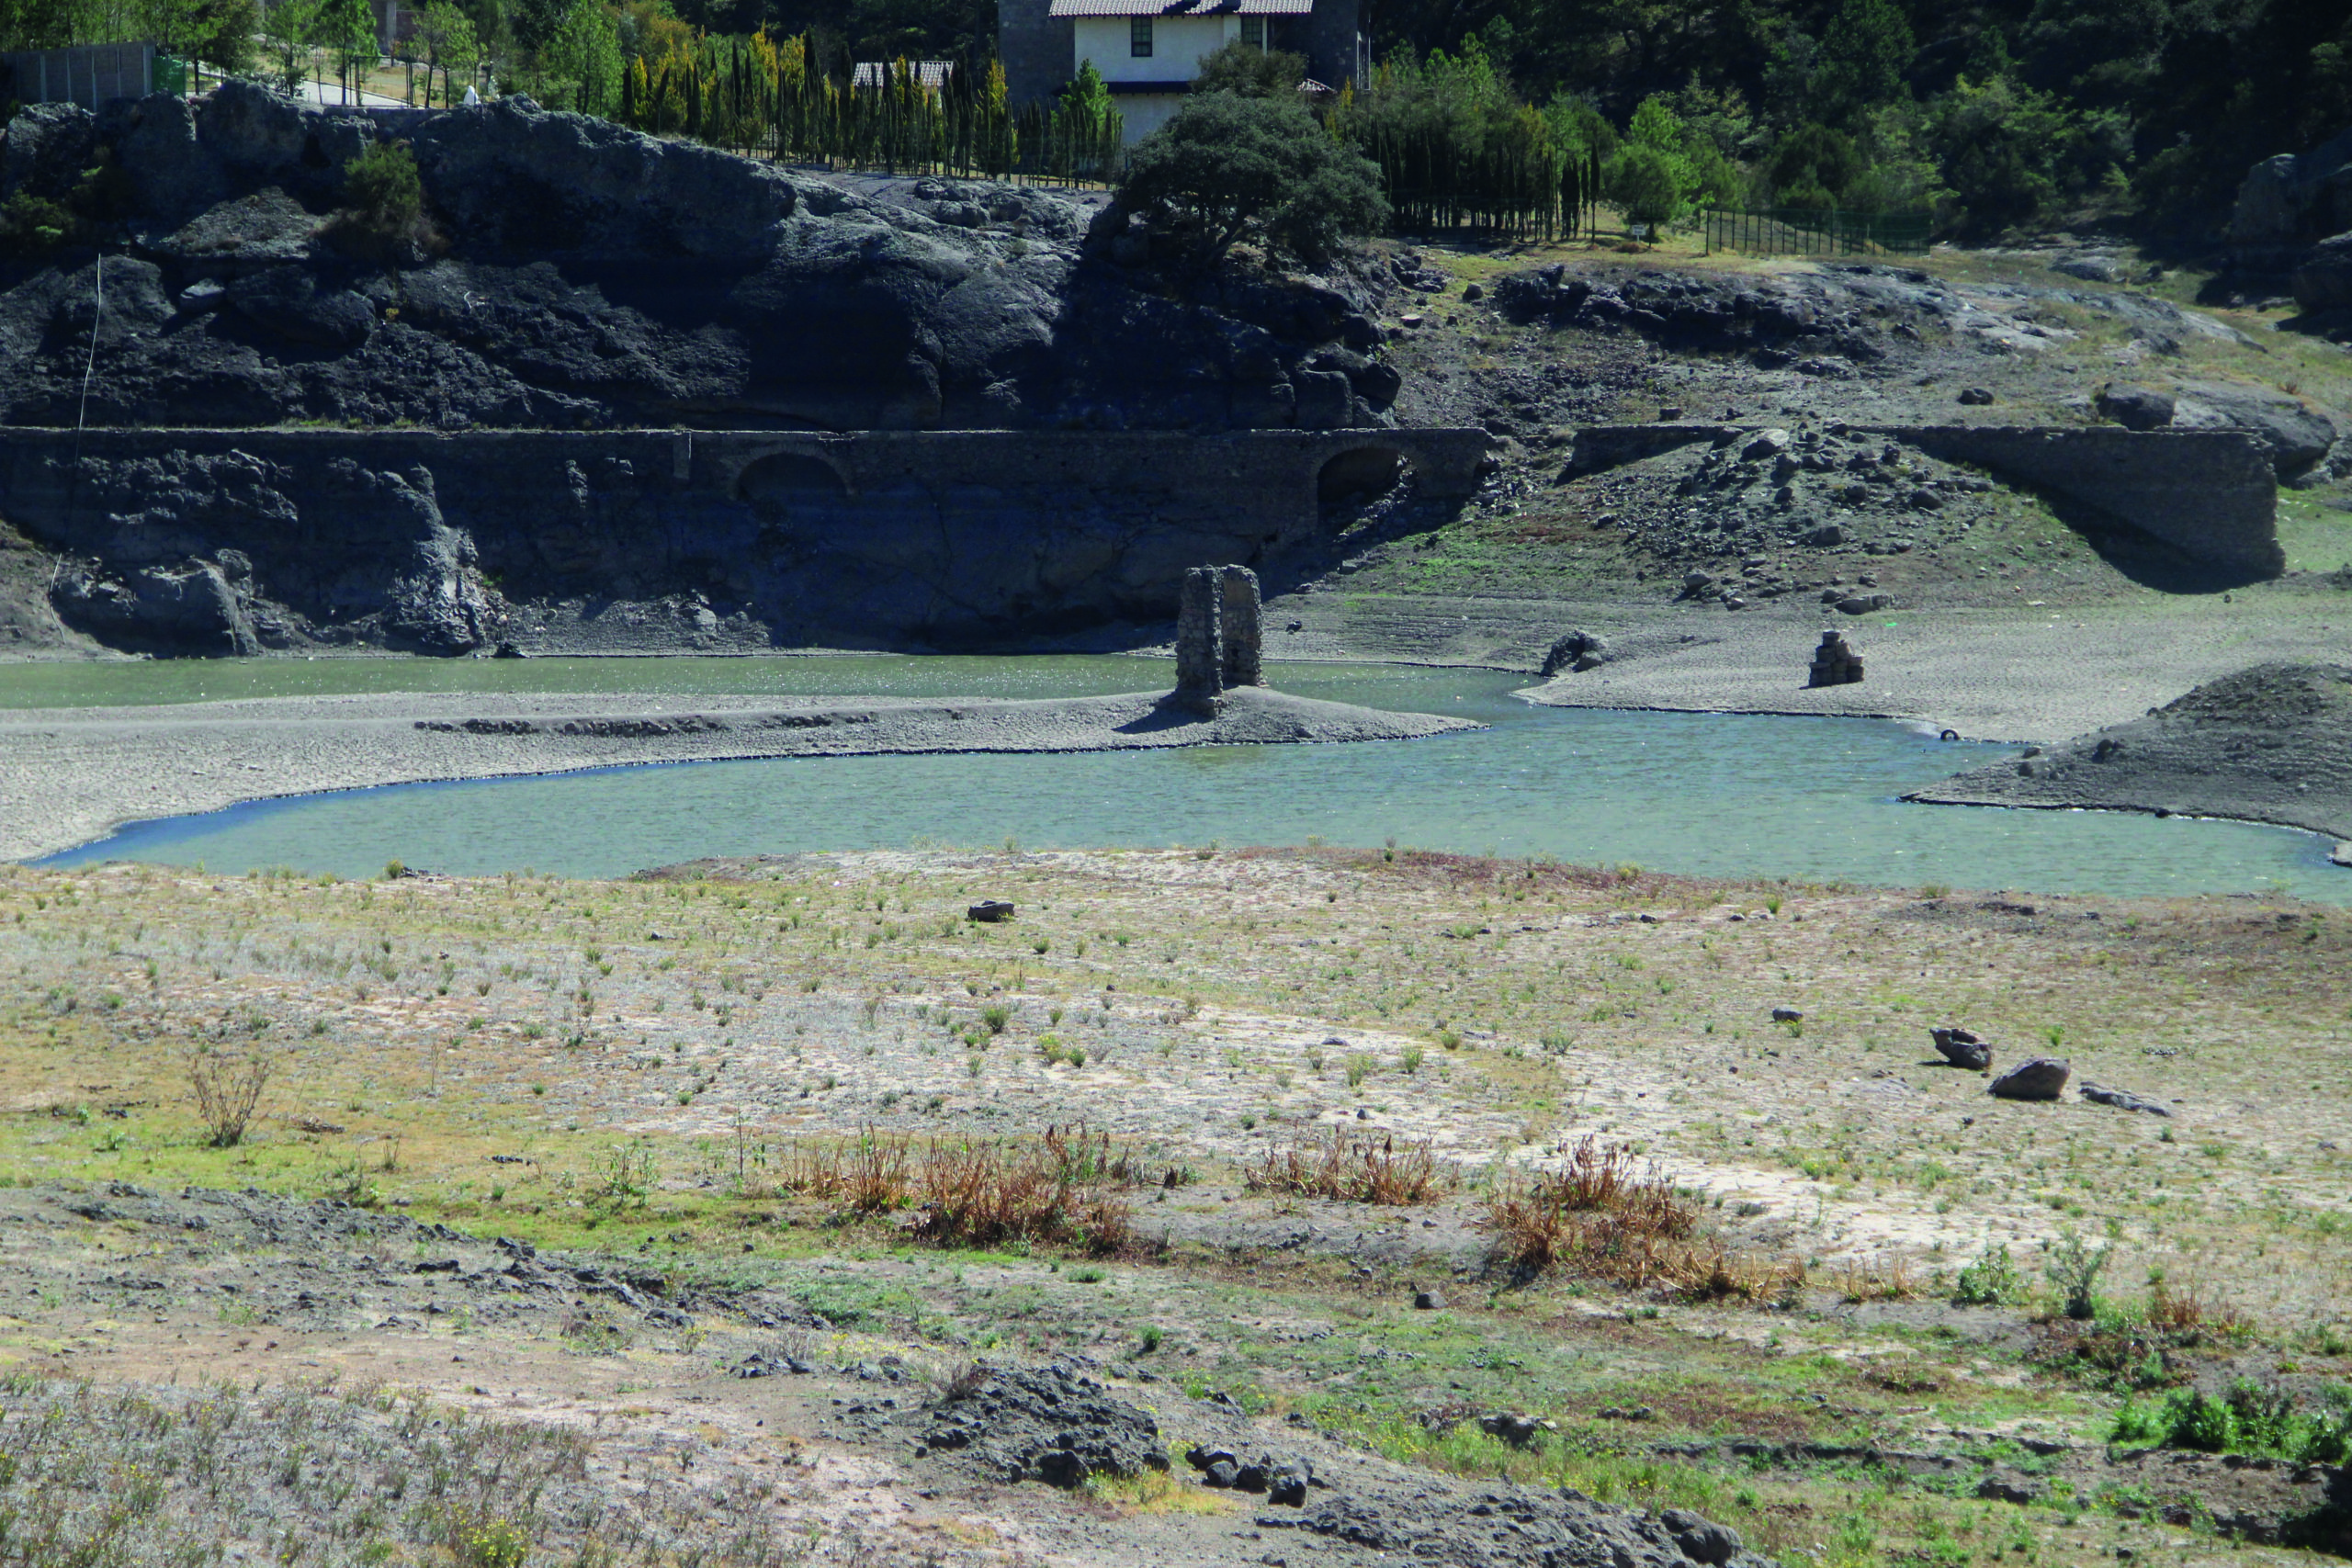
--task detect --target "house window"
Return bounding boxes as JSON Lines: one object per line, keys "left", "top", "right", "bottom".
{"left": 1239, "top": 16, "right": 1263, "bottom": 49}
{"left": 1130, "top": 17, "right": 1153, "bottom": 55}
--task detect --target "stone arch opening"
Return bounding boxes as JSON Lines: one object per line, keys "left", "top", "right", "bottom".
{"left": 1316, "top": 445, "right": 1412, "bottom": 511}
{"left": 736, "top": 452, "right": 852, "bottom": 505}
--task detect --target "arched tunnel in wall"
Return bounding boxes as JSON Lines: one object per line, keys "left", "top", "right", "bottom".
{"left": 1317, "top": 445, "right": 1415, "bottom": 521}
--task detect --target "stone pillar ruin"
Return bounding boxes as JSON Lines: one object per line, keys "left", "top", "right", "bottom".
{"left": 1174, "top": 567, "right": 1226, "bottom": 712}
{"left": 1219, "top": 565, "right": 1263, "bottom": 689}
{"left": 1807, "top": 629, "right": 1864, "bottom": 688}
{"left": 1173, "top": 563, "right": 1265, "bottom": 713}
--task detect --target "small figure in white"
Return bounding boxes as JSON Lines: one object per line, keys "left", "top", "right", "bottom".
{"left": 462, "top": 84, "right": 480, "bottom": 105}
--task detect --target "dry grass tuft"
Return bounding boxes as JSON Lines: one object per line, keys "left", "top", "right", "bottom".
{"left": 1245, "top": 1127, "right": 1449, "bottom": 1204}
{"left": 1833, "top": 1257, "right": 1920, "bottom": 1303}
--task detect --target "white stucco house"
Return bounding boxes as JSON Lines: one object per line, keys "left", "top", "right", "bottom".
{"left": 1000, "top": 0, "right": 1365, "bottom": 143}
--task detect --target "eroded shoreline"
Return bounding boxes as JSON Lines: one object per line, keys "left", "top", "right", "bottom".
{"left": 0, "top": 685, "right": 1478, "bottom": 863}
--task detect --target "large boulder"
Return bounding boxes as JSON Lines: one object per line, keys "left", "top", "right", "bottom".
{"left": 2168, "top": 380, "right": 2341, "bottom": 481}
{"left": 1988, "top": 1057, "right": 2070, "bottom": 1101}
{"left": 2097, "top": 378, "right": 2340, "bottom": 482}
{"left": 2293, "top": 231, "right": 2352, "bottom": 311}
{"left": 2230, "top": 125, "right": 2352, "bottom": 248}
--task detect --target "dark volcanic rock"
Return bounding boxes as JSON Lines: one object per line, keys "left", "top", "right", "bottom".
{"left": 0, "top": 88, "right": 1400, "bottom": 435}
{"left": 1930, "top": 1026, "right": 1992, "bottom": 1070}
{"left": 915, "top": 1362, "right": 1167, "bottom": 1486}
{"left": 1989, "top": 1057, "right": 2071, "bottom": 1101}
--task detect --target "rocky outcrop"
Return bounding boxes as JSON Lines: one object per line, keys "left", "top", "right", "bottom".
{"left": 2230, "top": 125, "right": 2352, "bottom": 250}
{"left": 0, "top": 84, "right": 1404, "bottom": 434}
{"left": 2098, "top": 380, "right": 2345, "bottom": 486}
{"left": 1908, "top": 663, "right": 2352, "bottom": 843}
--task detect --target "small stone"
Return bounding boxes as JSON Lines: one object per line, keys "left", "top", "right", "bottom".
{"left": 1989, "top": 1057, "right": 2070, "bottom": 1101}
{"left": 1412, "top": 1289, "right": 1445, "bottom": 1310}
{"left": 1205, "top": 1459, "right": 1239, "bottom": 1488}
{"left": 1742, "top": 429, "right": 1792, "bottom": 460}
{"left": 1957, "top": 388, "right": 1996, "bottom": 406}
{"left": 2079, "top": 1081, "right": 2171, "bottom": 1116}
{"left": 1462, "top": 282, "right": 1484, "bottom": 301}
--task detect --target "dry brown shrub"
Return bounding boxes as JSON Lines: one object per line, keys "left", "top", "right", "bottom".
{"left": 1483, "top": 1137, "right": 1802, "bottom": 1299}
{"left": 187, "top": 1046, "right": 274, "bottom": 1148}
{"left": 1245, "top": 1127, "right": 1447, "bottom": 1204}
{"left": 1043, "top": 1121, "right": 1153, "bottom": 1186}
{"left": 910, "top": 1137, "right": 1132, "bottom": 1255}
{"left": 2145, "top": 1277, "right": 2254, "bottom": 1345}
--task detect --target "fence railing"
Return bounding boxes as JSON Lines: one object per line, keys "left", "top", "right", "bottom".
{"left": 2, "top": 40, "right": 157, "bottom": 106}
{"left": 1702, "top": 207, "right": 1931, "bottom": 258}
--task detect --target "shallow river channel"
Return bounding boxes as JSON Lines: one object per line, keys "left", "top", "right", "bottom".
{"left": 17, "top": 655, "right": 2346, "bottom": 901}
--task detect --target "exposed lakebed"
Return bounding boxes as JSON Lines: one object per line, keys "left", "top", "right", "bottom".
{"left": 16, "top": 656, "right": 2345, "bottom": 899}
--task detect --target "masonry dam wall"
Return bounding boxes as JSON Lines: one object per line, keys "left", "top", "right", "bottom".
{"left": 0, "top": 426, "right": 1493, "bottom": 655}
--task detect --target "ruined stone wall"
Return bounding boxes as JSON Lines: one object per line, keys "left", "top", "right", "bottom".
{"left": 1566, "top": 423, "right": 2281, "bottom": 578}
{"left": 0, "top": 426, "right": 1489, "bottom": 655}
{"left": 1882, "top": 426, "right": 2283, "bottom": 579}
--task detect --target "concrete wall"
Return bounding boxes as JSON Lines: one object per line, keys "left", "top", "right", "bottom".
{"left": 0, "top": 426, "right": 1491, "bottom": 655}
{"left": 998, "top": 0, "right": 1076, "bottom": 107}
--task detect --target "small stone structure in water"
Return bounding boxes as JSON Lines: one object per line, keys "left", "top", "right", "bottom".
{"left": 1175, "top": 565, "right": 1266, "bottom": 712}
{"left": 1807, "top": 629, "right": 1864, "bottom": 687}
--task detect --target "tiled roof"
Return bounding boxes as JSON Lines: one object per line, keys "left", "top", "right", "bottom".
{"left": 1050, "top": 0, "right": 1313, "bottom": 15}
{"left": 850, "top": 60, "right": 955, "bottom": 87}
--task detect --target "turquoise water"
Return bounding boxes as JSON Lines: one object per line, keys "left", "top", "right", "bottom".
{"left": 27, "top": 659, "right": 2346, "bottom": 900}
{"left": 0, "top": 653, "right": 1179, "bottom": 709}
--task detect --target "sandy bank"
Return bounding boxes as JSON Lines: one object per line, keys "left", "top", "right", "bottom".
{"left": 0, "top": 685, "right": 1477, "bottom": 863}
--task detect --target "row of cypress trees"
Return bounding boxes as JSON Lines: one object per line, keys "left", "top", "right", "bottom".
{"left": 1328, "top": 44, "right": 1614, "bottom": 241}
{"left": 612, "top": 36, "right": 1120, "bottom": 184}
{"left": 594, "top": 28, "right": 1619, "bottom": 234}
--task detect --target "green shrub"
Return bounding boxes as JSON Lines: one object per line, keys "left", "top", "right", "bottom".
{"left": 336, "top": 141, "right": 426, "bottom": 250}
{"left": 2111, "top": 1381, "right": 2352, "bottom": 1464}
{"left": 0, "top": 192, "right": 74, "bottom": 255}
{"left": 1119, "top": 90, "right": 1387, "bottom": 265}
{"left": 2044, "top": 1230, "right": 2109, "bottom": 1320}
{"left": 1951, "top": 1244, "right": 2025, "bottom": 1305}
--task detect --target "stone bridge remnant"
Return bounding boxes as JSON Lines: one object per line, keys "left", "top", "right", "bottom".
{"left": 0, "top": 426, "right": 1490, "bottom": 655}
{"left": 1562, "top": 423, "right": 2282, "bottom": 579}
{"left": 1175, "top": 565, "right": 1264, "bottom": 713}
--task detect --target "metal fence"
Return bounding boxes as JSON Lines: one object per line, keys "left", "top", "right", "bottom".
{"left": 2, "top": 40, "right": 160, "bottom": 106}
{"left": 1701, "top": 207, "right": 1931, "bottom": 258}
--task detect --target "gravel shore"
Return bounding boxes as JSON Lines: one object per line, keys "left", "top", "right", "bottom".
{"left": 1512, "top": 598, "right": 2352, "bottom": 743}
{"left": 1905, "top": 662, "right": 2352, "bottom": 841}
{"left": 0, "top": 685, "right": 1477, "bottom": 863}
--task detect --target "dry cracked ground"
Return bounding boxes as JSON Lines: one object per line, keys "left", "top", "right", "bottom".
{"left": 2, "top": 847, "right": 2349, "bottom": 1567}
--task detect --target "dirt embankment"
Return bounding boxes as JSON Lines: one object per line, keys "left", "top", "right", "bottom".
{"left": 1907, "top": 662, "right": 2352, "bottom": 842}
